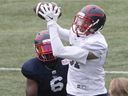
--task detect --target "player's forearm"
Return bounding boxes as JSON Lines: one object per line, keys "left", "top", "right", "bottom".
{"left": 47, "top": 22, "right": 65, "bottom": 57}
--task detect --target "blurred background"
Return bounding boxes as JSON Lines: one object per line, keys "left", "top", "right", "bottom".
{"left": 0, "top": 0, "right": 128, "bottom": 95}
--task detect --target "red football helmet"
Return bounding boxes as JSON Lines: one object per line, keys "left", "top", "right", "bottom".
{"left": 34, "top": 30, "right": 56, "bottom": 62}
{"left": 72, "top": 5, "right": 106, "bottom": 37}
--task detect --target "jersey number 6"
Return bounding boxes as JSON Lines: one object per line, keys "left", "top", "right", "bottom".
{"left": 50, "top": 76, "right": 64, "bottom": 92}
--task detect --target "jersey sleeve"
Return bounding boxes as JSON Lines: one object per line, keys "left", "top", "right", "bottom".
{"left": 82, "top": 31, "right": 108, "bottom": 58}
{"left": 47, "top": 22, "right": 89, "bottom": 64}
{"left": 84, "top": 42, "right": 108, "bottom": 58}
{"left": 56, "top": 23, "right": 70, "bottom": 42}
{"left": 21, "top": 58, "right": 39, "bottom": 81}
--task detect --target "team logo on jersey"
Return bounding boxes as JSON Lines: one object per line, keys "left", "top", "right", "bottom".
{"left": 61, "top": 59, "right": 70, "bottom": 65}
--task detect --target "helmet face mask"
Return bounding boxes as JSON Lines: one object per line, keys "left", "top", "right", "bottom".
{"left": 34, "top": 31, "right": 56, "bottom": 62}
{"left": 72, "top": 5, "right": 106, "bottom": 37}
{"left": 73, "top": 14, "right": 93, "bottom": 35}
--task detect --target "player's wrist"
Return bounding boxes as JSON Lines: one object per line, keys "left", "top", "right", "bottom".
{"left": 47, "top": 20, "right": 57, "bottom": 27}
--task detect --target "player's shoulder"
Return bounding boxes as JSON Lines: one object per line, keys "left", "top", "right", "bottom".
{"left": 22, "top": 57, "right": 41, "bottom": 70}
{"left": 21, "top": 57, "right": 44, "bottom": 77}
{"left": 86, "top": 31, "right": 108, "bottom": 48}
{"left": 94, "top": 31, "right": 108, "bottom": 47}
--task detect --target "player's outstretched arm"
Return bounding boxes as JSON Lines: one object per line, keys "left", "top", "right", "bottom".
{"left": 34, "top": 2, "right": 70, "bottom": 41}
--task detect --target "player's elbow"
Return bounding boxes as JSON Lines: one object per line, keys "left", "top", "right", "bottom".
{"left": 52, "top": 47, "right": 65, "bottom": 57}
{"left": 52, "top": 49, "right": 61, "bottom": 57}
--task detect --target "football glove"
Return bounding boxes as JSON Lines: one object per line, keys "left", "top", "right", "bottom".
{"left": 34, "top": 2, "right": 61, "bottom": 22}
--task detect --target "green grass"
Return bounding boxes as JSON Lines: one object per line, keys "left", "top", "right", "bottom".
{"left": 0, "top": 0, "right": 128, "bottom": 95}
{"left": 0, "top": 71, "right": 25, "bottom": 96}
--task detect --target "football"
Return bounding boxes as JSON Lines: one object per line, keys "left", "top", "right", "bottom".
{"left": 33, "top": 2, "right": 62, "bottom": 20}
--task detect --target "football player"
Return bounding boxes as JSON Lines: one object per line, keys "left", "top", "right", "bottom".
{"left": 21, "top": 30, "right": 68, "bottom": 96}
{"left": 35, "top": 2, "right": 108, "bottom": 96}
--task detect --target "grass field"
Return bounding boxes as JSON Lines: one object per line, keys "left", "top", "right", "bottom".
{"left": 0, "top": 0, "right": 128, "bottom": 95}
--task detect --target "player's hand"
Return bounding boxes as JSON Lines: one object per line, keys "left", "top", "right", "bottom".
{"left": 34, "top": 2, "right": 61, "bottom": 22}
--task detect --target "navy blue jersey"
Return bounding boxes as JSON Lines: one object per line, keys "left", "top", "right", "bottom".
{"left": 21, "top": 57, "right": 68, "bottom": 96}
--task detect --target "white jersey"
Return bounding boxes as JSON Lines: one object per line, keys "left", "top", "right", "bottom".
{"left": 47, "top": 22, "right": 108, "bottom": 96}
